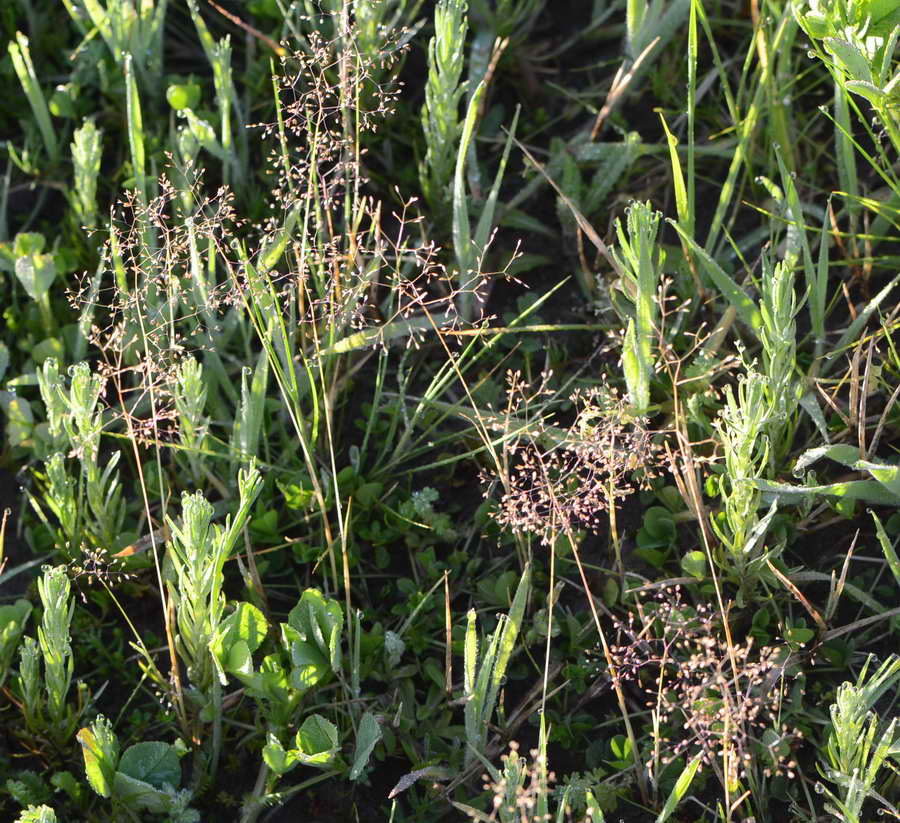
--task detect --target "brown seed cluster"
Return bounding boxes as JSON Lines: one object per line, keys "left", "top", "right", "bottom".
{"left": 73, "top": 24, "right": 500, "bottom": 464}
{"left": 68, "top": 546, "right": 136, "bottom": 602}
{"left": 488, "top": 374, "right": 660, "bottom": 545}
{"left": 606, "top": 587, "right": 800, "bottom": 788}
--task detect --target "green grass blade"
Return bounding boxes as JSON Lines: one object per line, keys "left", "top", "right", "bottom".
{"left": 824, "top": 273, "right": 900, "bottom": 373}
{"left": 8, "top": 33, "right": 58, "bottom": 163}
{"left": 757, "top": 478, "right": 899, "bottom": 506}
{"left": 871, "top": 511, "right": 900, "bottom": 589}
{"left": 659, "top": 113, "right": 688, "bottom": 229}
{"left": 463, "top": 608, "right": 479, "bottom": 751}
{"left": 473, "top": 106, "right": 520, "bottom": 254}
{"left": 481, "top": 563, "right": 529, "bottom": 729}
{"left": 834, "top": 81, "right": 860, "bottom": 235}
{"left": 124, "top": 54, "right": 147, "bottom": 207}
{"left": 686, "top": 0, "right": 697, "bottom": 233}
{"left": 811, "top": 198, "right": 831, "bottom": 364}
{"left": 454, "top": 81, "right": 486, "bottom": 322}
{"left": 656, "top": 755, "right": 702, "bottom": 822}
{"left": 186, "top": 0, "right": 216, "bottom": 60}
{"left": 704, "top": 85, "right": 760, "bottom": 253}
{"left": 668, "top": 219, "right": 762, "bottom": 334}
{"left": 82, "top": 0, "right": 115, "bottom": 58}
{"left": 463, "top": 564, "right": 529, "bottom": 764}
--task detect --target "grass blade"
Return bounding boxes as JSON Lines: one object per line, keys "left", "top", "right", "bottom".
{"left": 454, "top": 81, "right": 486, "bottom": 321}
{"left": 871, "top": 511, "right": 900, "bottom": 589}
{"left": 668, "top": 219, "right": 762, "bottom": 334}
{"left": 8, "top": 33, "right": 58, "bottom": 162}
{"left": 656, "top": 755, "right": 702, "bottom": 822}
{"left": 825, "top": 273, "right": 900, "bottom": 373}
{"left": 124, "top": 54, "right": 147, "bottom": 207}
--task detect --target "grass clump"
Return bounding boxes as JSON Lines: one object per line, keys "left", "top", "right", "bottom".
{"left": 0, "top": 1, "right": 899, "bottom": 822}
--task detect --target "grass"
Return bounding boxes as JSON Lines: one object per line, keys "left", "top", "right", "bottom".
{"left": 0, "top": 0, "right": 899, "bottom": 821}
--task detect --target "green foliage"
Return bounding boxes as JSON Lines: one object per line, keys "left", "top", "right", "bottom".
{"left": 15, "top": 806, "right": 58, "bottom": 823}
{"left": 0, "top": 600, "right": 32, "bottom": 688}
{"left": 464, "top": 564, "right": 529, "bottom": 765}
{"left": 65, "top": 0, "right": 168, "bottom": 80}
{"left": 1, "top": 1, "right": 899, "bottom": 821}
{"left": 626, "top": 0, "right": 690, "bottom": 61}
{"left": 8, "top": 33, "right": 58, "bottom": 164}
{"left": 36, "top": 565, "right": 74, "bottom": 733}
{"left": 819, "top": 655, "right": 900, "bottom": 822}
{"left": 421, "top": 0, "right": 469, "bottom": 218}
{"left": 166, "top": 466, "right": 262, "bottom": 694}
{"left": 611, "top": 201, "right": 663, "bottom": 414}
{"left": 13, "top": 567, "right": 76, "bottom": 745}
{"left": 758, "top": 253, "right": 802, "bottom": 451}
{"left": 263, "top": 713, "right": 341, "bottom": 774}
{"left": 78, "top": 716, "right": 199, "bottom": 820}
{"left": 795, "top": 0, "right": 900, "bottom": 157}
{"left": 709, "top": 372, "right": 779, "bottom": 595}
{"left": 656, "top": 755, "right": 702, "bottom": 823}
{"left": 455, "top": 717, "right": 568, "bottom": 823}
{"left": 69, "top": 120, "right": 103, "bottom": 231}
{"left": 759, "top": 443, "right": 900, "bottom": 506}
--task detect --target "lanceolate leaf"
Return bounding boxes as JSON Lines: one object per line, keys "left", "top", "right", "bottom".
{"left": 622, "top": 317, "right": 649, "bottom": 413}
{"left": 349, "top": 711, "right": 382, "bottom": 781}
{"left": 872, "top": 512, "right": 900, "bottom": 588}
{"left": 656, "top": 755, "right": 702, "bottom": 822}
{"left": 757, "top": 478, "right": 898, "bottom": 506}
{"left": 856, "top": 459, "right": 900, "bottom": 498}
{"left": 794, "top": 444, "right": 860, "bottom": 474}
{"left": 464, "top": 564, "right": 530, "bottom": 763}
{"left": 76, "top": 720, "right": 119, "bottom": 799}
{"left": 453, "top": 81, "right": 486, "bottom": 321}
{"left": 791, "top": 444, "right": 900, "bottom": 501}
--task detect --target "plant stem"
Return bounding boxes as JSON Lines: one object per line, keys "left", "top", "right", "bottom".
{"left": 240, "top": 761, "right": 271, "bottom": 823}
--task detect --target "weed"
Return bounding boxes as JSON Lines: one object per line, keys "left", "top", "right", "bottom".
{"left": 0, "top": 1, "right": 898, "bottom": 821}
{"left": 490, "top": 374, "right": 660, "bottom": 552}
{"left": 608, "top": 586, "right": 800, "bottom": 814}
